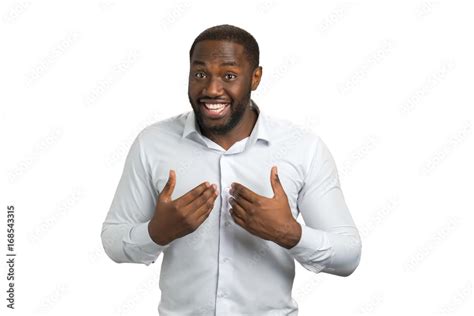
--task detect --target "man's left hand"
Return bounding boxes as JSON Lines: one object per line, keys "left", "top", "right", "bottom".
{"left": 229, "top": 166, "right": 302, "bottom": 249}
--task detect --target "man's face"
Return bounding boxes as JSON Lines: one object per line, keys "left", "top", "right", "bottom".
{"left": 188, "top": 40, "right": 261, "bottom": 135}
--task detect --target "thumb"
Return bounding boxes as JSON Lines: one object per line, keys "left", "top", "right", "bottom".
{"left": 270, "top": 166, "right": 283, "bottom": 198}
{"left": 161, "top": 169, "right": 176, "bottom": 201}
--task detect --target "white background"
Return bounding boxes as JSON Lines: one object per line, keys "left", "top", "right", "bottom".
{"left": 1, "top": 0, "right": 473, "bottom": 315}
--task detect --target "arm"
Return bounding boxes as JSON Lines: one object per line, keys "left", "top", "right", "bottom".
{"left": 286, "top": 137, "right": 362, "bottom": 277}
{"left": 101, "top": 131, "right": 170, "bottom": 265}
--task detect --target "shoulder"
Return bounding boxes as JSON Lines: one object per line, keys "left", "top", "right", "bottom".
{"left": 263, "top": 112, "right": 324, "bottom": 152}
{"left": 137, "top": 111, "right": 189, "bottom": 144}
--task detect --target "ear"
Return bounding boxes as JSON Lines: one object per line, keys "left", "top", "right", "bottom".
{"left": 251, "top": 66, "right": 263, "bottom": 91}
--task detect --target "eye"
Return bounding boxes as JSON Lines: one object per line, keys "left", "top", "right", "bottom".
{"left": 194, "top": 72, "right": 206, "bottom": 79}
{"left": 224, "top": 73, "right": 237, "bottom": 81}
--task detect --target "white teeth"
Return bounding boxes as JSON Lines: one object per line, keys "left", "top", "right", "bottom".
{"left": 205, "top": 103, "right": 227, "bottom": 110}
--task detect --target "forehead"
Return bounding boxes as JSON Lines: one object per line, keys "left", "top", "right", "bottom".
{"left": 191, "top": 40, "right": 248, "bottom": 67}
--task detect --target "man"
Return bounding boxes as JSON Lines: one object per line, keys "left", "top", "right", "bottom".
{"left": 101, "top": 24, "right": 361, "bottom": 315}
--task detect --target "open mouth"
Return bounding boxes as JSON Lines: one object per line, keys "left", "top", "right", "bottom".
{"left": 200, "top": 101, "right": 231, "bottom": 118}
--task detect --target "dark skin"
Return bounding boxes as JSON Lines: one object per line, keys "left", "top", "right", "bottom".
{"left": 149, "top": 170, "right": 219, "bottom": 246}
{"left": 188, "top": 40, "right": 260, "bottom": 150}
{"left": 149, "top": 40, "right": 301, "bottom": 249}
{"left": 229, "top": 166, "right": 302, "bottom": 249}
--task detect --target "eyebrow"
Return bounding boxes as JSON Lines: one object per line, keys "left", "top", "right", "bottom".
{"left": 192, "top": 60, "right": 240, "bottom": 67}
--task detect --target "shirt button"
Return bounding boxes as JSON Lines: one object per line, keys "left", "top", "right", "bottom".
{"left": 224, "top": 221, "right": 231, "bottom": 227}
{"left": 217, "top": 291, "right": 227, "bottom": 298}
{"left": 220, "top": 257, "right": 229, "bottom": 264}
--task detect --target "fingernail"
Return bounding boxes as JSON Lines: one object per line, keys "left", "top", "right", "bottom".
{"left": 212, "top": 184, "right": 217, "bottom": 191}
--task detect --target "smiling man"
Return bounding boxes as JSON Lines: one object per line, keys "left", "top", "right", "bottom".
{"left": 101, "top": 24, "right": 362, "bottom": 315}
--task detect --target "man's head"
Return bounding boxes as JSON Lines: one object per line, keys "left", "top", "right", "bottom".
{"left": 188, "top": 24, "right": 263, "bottom": 135}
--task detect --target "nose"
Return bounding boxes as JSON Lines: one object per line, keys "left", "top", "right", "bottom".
{"left": 203, "top": 77, "right": 223, "bottom": 97}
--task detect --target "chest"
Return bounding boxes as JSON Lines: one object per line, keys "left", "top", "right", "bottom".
{"left": 150, "top": 142, "right": 306, "bottom": 218}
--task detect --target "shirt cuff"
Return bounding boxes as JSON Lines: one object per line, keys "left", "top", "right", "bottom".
{"left": 286, "top": 224, "right": 333, "bottom": 273}
{"left": 131, "top": 220, "right": 171, "bottom": 250}
{"left": 122, "top": 221, "right": 171, "bottom": 265}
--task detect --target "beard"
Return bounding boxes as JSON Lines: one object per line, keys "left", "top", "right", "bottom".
{"left": 188, "top": 91, "right": 251, "bottom": 136}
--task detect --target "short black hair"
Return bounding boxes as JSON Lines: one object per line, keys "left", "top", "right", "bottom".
{"left": 189, "top": 24, "right": 260, "bottom": 70}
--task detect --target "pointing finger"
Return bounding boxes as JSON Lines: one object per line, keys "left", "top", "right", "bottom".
{"left": 175, "top": 181, "right": 213, "bottom": 207}
{"left": 230, "top": 182, "right": 259, "bottom": 204}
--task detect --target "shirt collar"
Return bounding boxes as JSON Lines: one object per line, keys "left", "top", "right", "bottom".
{"left": 182, "top": 100, "right": 271, "bottom": 145}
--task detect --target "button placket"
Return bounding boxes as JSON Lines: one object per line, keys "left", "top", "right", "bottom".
{"left": 215, "top": 157, "right": 235, "bottom": 314}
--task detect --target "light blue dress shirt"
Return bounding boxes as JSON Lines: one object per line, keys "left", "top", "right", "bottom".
{"left": 101, "top": 101, "right": 362, "bottom": 315}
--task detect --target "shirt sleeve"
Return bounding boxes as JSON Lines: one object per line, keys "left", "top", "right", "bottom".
{"left": 286, "top": 136, "right": 362, "bottom": 276}
{"left": 101, "top": 131, "right": 170, "bottom": 265}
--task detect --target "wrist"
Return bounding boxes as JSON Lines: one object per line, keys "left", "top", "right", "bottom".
{"left": 148, "top": 219, "right": 170, "bottom": 246}
{"left": 275, "top": 220, "right": 302, "bottom": 249}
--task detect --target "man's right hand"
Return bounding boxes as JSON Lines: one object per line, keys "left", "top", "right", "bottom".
{"left": 148, "top": 169, "right": 219, "bottom": 246}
